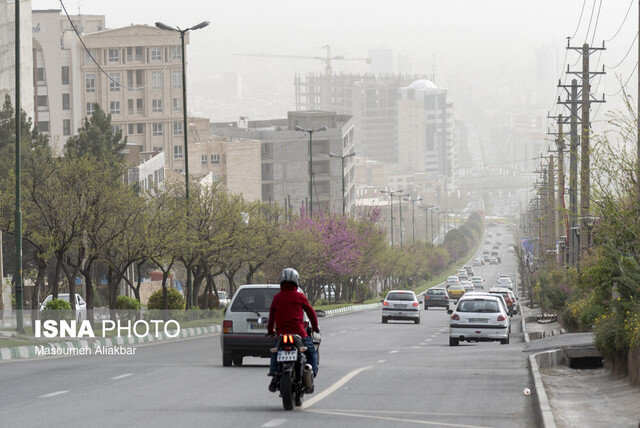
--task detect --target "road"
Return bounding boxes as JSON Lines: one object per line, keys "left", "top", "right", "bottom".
{"left": 0, "top": 225, "right": 534, "bottom": 427}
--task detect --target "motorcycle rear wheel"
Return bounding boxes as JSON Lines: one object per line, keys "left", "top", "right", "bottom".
{"left": 280, "top": 372, "right": 295, "bottom": 410}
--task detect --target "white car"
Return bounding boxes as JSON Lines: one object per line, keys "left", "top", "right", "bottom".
{"left": 448, "top": 294, "right": 510, "bottom": 346}
{"left": 382, "top": 290, "right": 421, "bottom": 324}
{"left": 216, "top": 291, "right": 230, "bottom": 308}
{"left": 445, "top": 276, "right": 461, "bottom": 288}
{"left": 496, "top": 276, "right": 513, "bottom": 289}
{"left": 40, "top": 293, "right": 87, "bottom": 321}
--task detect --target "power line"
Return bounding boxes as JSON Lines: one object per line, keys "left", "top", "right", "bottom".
{"left": 571, "top": 0, "right": 588, "bottom": 39}
{"left": 605, "top": 31, "right": 638, "bottom": 69}
{"left": 584, "top": 0, "right": 598, "bottom": 44}
{"left": 605, "top": 0, "right": 634, "bottom": 41}
{"left": 607, "top": 61, "right": 639, "bottom": 97}
{"left": 590, "top": 0, "right": 603, "bottom": 46}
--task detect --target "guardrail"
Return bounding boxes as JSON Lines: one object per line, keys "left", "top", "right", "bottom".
{"left": 323, "top": 303, "right": 381, "bottom": 317}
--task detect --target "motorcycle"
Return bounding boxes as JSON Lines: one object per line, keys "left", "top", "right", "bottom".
{"left": 271, "top": 333, "right": 315, "bottom": 410}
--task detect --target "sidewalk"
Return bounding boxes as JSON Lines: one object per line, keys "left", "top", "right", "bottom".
{"left": 520, "top": 304, "right": 640, "bottom": 428}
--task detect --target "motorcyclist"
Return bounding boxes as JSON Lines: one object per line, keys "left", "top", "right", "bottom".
{"left": 267, "top": 268, "right": 319, "bottom": 393}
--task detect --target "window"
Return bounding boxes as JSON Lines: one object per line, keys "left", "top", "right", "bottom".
{"left": 127, "top": 99, "right": 134, "bottom": 115}
{"left": 151, "top": 47, "right": 162, "bottom": 61}
{"left": 152, "top": 123, "right": 163, "bottom": 136}
{"left": 136, "top": 98, "right": 143, "bottom": 114}
{"left": 37, "top": 95, "right": 48, "bottom": 109}
{"left": 36, "top": 68, "right": 45, "bottom": 82}
{"left": 127, "top": 70, "right": 134, "bottom": 90}
{"left": 85, "top": 73, "right": 95, "bottom": 92}
{"left": 63, "top": 119, "right": 71, "bottom": 136}
{"left": 111, "top": 125, "right": 122, "bottom": 135}
{"left": 62, "top": 94, "right": 70, "bottom": 110}
{"left": 37, "top": 121, "right": 49, "bottom": 132}
{"left": 173, "top": 98, "right": 181, "bottom": 111}
{"left": 173, "top": 121, "right": 183, "bottom": 135}
{"left": 173, "top": 145, "right": 183, "bottom": 159}
{"left": 172, "top": 70, "right": 182, "bottom": 88}
{"left": 126, "top": 47, "right": 133, "bottom": 62}
{"left": 171, "top": 45, "right": 182, "bottom": 60}
{"left": 135, "top": 46, "right": 143, "bottom": 61}
{"left": 201, "top": 154, "right": 208, "bottom": 164}
{"left": 211, "top": 154, "right": 220, "bottom": 164}
{"left": 108, "top": 48, "right": 119, "bottom": 62}
{"left": 137, "top": 123, "right": 144, "bottom": 134}
{"left": 84, "top": 49, "right": 95, "bottom": 65}
{"left": 153, "top": 146, "right": 163, "bottom": 152}
{"left": 86, "top": 102, "right": 94, "bottom": 115}
{"left": 151, "top": 71, "right": 162, "bottom": 90}
{"left": 61, "top": 66, "right": 70, "bottom": 84}
{"left": 152, "top": 99, "right": 163, "bottom": 113}
{"left": 109, "top": 73, "right": 121, "bottom": 91}
{"left": 128, "top": 123, "right": 135, "bottom": 134}
{"left": 110, "top": 101, "right": 121, "bottom": 114}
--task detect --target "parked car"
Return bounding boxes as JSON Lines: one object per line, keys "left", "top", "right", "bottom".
{"left": 216, "top": 291, "right": 230, "bottom": 308}
{"left": 448, "top": 295, "right": 511, "bottom": 346}
{"left": 446, "top": 276, "right": 461, "bottom": 288}
{"left": 447, "top": 284, "right": 466, "bottom": 300}
{"left": 220, "top": 284, "right": 321, "bottom": 367}
{"left": 382, "top": 290, "right": 422, "bottom": 324}
{"left": 40, "top": 293, "right": 87, "bottom": 321}
{"left": 423, "top": 288, "right": 450, "bottom": 310}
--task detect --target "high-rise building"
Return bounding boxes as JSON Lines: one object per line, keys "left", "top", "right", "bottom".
{"left": 397, "top": 79, "right": 457, "bottom": 186}
{"left": 213, "top": 111, "right": 355, "bottom": 214}
{"left": 0, "top": 0, "right": 34, "bottom": 120}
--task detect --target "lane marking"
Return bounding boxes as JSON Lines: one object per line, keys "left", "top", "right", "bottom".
{"left": 389, "top": 350, "right": 399, "bottom": 354}
{"left": 39, "top": 391, "right": 69, "bottom": 398}
{"left": 262, "top": 419, "right": 287, "bottom": 427}
{"left": 425, "top": 339, "right": 433, "bottom": 342}
{"left": 111, "top": 373, "right": 134, "bottom": 380}
{"left": 377, "top": 360, "right": 386, "bottom": 363}
{"left": 300, "top": 366, "right": 371, "bottom": 410}
{"left": 306, "top": 409, "right": 491, "bottom": 427}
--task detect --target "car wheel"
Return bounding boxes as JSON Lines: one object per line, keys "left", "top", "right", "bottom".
{"left": 382, "top": 317, "right": 388, "bottom": 324}
{"left": 222, "top": 351, "right": 232, "bottom": 367}
{"left": 233, "top": 355, "right": 243, "bottom": 366}
{"left": 500, "top": 337, "right": 509, "bottom": 345}
{"left": 424, "top": 305, "right": 429, "bottom": 310}
{"left": 414, "top": 318, "right": 420, "bottom": 324}
{"left": 449, "top": 337, "right": 459, "bottom": 346}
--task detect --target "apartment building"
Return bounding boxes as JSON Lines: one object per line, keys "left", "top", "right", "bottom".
{"left": 213, "top": 111, "right": 355, "bottom": 215}
{"left": 0, "top": 0, "right": 34, "bottom": 120}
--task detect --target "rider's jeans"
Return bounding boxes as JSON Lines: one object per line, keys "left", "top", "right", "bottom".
{"left": 269, "top": 336, "right": 318, "bottom": 376}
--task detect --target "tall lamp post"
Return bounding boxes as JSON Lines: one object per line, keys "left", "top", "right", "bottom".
{"left": 380, "top": 190, "right": 404, "bottom": 247}
{"left": 14, "top": 0, "right": 23, "bottom": 332}
{"left": 295, "top": 125, "right": 328, "bottom": 216}
{"left": 405, "top": 197, "right": 422, "bottom": 244}
{"left": 155, "top": 20, "right": 209, "bottom": 308}
{"left": 329, "top": 150, "right": 356, "bottom": 216}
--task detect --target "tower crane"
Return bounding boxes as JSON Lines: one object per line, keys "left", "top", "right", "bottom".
{"left": 233, "top": 45, "right": 371, "bottom": 76}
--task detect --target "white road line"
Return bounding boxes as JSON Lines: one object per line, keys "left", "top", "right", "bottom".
{"left": 111, "top": 373, "right": 134, "bottom": 380}
{"left": 306, "top": 409, "right": 491, "bottom": 427}
{"left": 262, "top": 419, "right": 287, "bottom": 427}
{"left": 426, "top": 339, "right": 433, "bottom": 342}
{"left": 39, "top": 391, "right": 69, "bottom": 398}
{"left": 377, "top": 359, "right": 386, "bottom": 363}
{"left": 300, "top": 366, "right": 372, "bottom": 410}
{"left": 389, "top": 350, "right": 399, "bottom": 354}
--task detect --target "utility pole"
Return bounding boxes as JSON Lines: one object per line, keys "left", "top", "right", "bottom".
{"left": 565, "top": 41, "right": 605, "bottom": 259}
{"left": 14, "top": 0, "right": 24, "bottom": 332}
{"left": 295, "top": 125, "right": 328, "bottom": 217}
{"left": 548, "top": 155, "right": 556, "bottom": 254}
{"left": 381, "top": 190, "right": 404, "bottom": 247}
{"left": 638, "top": 0, "right": 640, "bottom": 199}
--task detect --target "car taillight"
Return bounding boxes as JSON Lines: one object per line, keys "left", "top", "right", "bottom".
{"left": 497, "top": 315, "right": 506, "bottom": 321}
{"left": 451, "top": 314, "right": 460, "bottom": 320}
{"left": 425, "top": 296, "right": 430, "bottom": 299}
{"left": 222, "top": 320, "right": 233, "bottom": 334}
{"left": 383, "top": 301, "right": 389, "bottom": 306}
{"left": 412, "top": 302, "right": 419, "bottom": 307}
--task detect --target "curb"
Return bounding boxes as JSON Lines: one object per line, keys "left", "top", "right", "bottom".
{"left": 323, "top": 303, "right": 381, "bottom": 317}
{"left": 528, "top": 351, "right": 562, "bottom": 428}
{"left": 0, "top": 324, "right": 222, "bottom": 361}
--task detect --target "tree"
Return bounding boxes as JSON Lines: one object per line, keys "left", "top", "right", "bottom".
{"left": 64, "top": 103, "right": 126, "bottom": 160}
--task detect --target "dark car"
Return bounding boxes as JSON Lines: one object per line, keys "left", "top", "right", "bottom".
{"left": 424, "top": 288, "right": 450, "bottom": 310}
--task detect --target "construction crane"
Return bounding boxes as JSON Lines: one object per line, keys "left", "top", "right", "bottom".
{"left": 233, "top": 45, "right": 371, "bottom": 77}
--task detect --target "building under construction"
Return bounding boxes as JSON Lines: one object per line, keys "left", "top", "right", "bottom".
{"left": 294, "top": 73, "right": 421, "bottom": 164}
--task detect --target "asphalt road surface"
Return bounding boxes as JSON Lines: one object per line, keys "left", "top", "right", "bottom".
{"left": 0, "top": 226, "right": 533, "bottom": 427}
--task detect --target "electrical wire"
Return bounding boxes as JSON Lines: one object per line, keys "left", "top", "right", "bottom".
{"left": 607, "top": 61, "right": 639, "bottom": 97}
{"left": 219, "top": 134, "right": 308, "bottom": 171}
{"left": 606, "top": 0, "right": 634, "bottom": 42}
{"left": 590, "top": 0, "right": 603, "bottom": 46}
{"left": 59, "top": 0, "right": 179, "bottom": 91}
{"left": 605, "top": 31, "right": 638, "bottom": 69}
{"left": 571, "top": 0, "right": 588, "bottom": 40}
{"left": 584, "top": 0, "right": 598, "bottom": 45}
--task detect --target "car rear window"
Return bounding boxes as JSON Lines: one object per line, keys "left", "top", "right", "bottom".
{"left": 457, "top": 299, "right": 499, "bottom": 313}
{"left": 230, "top": 288, "right": 279, "bottom": 312}
{"left": 427, "top": 289, "right": 446, "bottom": 295}
{"left": 386, "top": 292, "right": 415, "bottom": 301}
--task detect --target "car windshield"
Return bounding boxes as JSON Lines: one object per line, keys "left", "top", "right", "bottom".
{"left": 427, "top": 289, "right": 446, "bottom": 295}
{"left": 386, "top": 292, "right": 415, "bottom": 301}
{"left": 217, "top": 292, "right": 228, "bottom": 298}
{"left": 457, "top": 299, "right": 499, "bottom": 313}
{"left": 230, "top": 288, "right": 279, "bottom": 312}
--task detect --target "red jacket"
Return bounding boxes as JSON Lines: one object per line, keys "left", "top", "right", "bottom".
{"left": 267, "top": 284, "right": 319, "bottom": 337}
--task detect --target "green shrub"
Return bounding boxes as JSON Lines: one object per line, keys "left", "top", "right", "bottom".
{"left": 147, "top": 288, "right": 185, "bottom": 310}
{"left": 115, "top": 295, "right": 141, "bottom": 310}
{"left": 45, "top": 298, "right": 72, "bottom": 310}
{"left": 41, "top": 298, "right": 73, "bottom": 322}
{"left": 594, "top": 311, "right": 628, "bottom": 358}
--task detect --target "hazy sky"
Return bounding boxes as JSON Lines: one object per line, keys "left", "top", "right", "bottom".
{"left": 30, "top": 0, "right": 640, "bottom": 124}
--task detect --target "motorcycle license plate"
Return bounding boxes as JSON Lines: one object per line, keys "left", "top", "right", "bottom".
{"left": 277, "top": 350, "right": 297, "bottom": 362}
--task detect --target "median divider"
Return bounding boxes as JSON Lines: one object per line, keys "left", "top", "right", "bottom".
{"left": 323, "top": 303, "right": 381, "bottom": 317}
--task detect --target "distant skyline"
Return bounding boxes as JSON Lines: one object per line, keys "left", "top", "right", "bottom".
{"left": 29, "top": 1, "right": 639, "bottom": 126}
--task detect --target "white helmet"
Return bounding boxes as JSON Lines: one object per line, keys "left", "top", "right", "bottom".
{"left": 279, "top": 268, "right": 300, "bottom": 287}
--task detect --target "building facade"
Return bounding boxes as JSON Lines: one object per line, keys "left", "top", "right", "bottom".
{"left": 0, "top": 0, "right": 34, "bottom": 120}
{"left": 213, "top": 111, "right": 355, "bottom": 215}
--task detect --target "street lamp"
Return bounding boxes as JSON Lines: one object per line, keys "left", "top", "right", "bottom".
{"left": 155, "top": 20, "right": 210, "bottom": 206}
{"left": 404, "top": 197, "right": 422, "bottom": 244}
{"left": 155, "top": 20, "right": 209, "bottom": 308}
{"left": 329, "top": 151, "right": 356, "bottom": 216}
{"left": 295, "top": 125, "right": 328, "bottom": 217}
{"left": 380, "top": 190, "right": 404, "bottom": 247}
